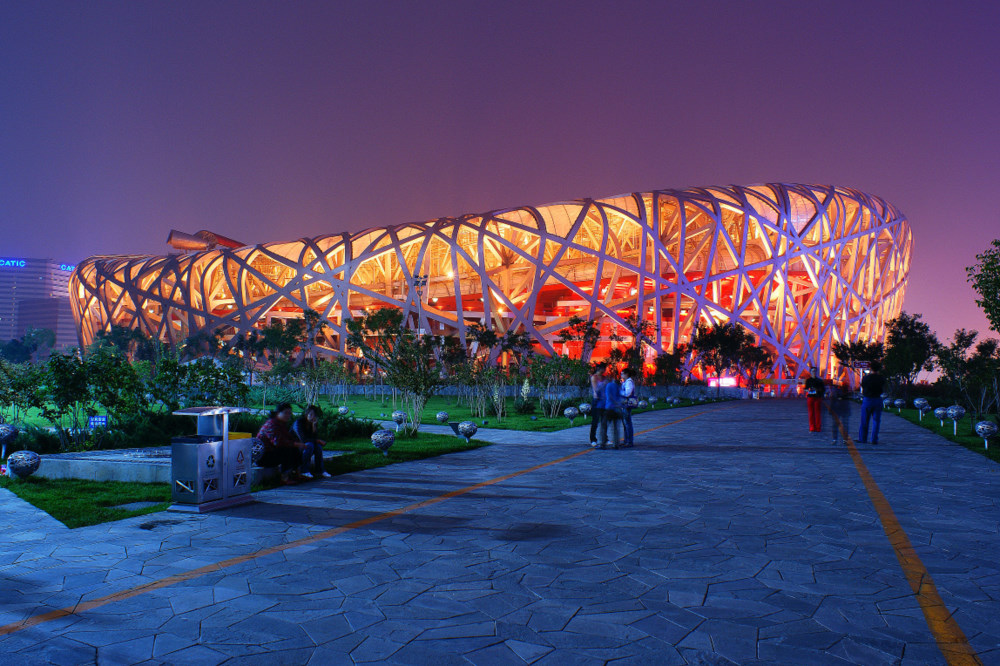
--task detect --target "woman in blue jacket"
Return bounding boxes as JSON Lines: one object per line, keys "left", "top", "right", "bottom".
{"left": 598, "top": 375, "right": 623, "bottom": 449}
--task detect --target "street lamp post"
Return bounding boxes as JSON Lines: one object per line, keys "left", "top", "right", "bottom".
{"left": 412, "top": 274, "right": 428, "bottom": 334}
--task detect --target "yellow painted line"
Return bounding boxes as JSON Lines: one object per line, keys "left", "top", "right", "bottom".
{"left": 0, "top": 447, "right": 593, "bottom": 637}
{"left": 829, "top": 407, "right": 981, "bottom": 665}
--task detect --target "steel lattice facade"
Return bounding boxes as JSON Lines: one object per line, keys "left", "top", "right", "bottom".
{"left": 70, "top": 183, "right": 911, "bottom": 380}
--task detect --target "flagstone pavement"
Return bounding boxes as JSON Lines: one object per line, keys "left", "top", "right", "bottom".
{"left": 0, "top": 399, "right": 998, "bottom": 665}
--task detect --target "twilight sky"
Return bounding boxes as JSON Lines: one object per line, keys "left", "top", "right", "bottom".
{"left": 2, "top": 1, "right": 998, "bottom": 341}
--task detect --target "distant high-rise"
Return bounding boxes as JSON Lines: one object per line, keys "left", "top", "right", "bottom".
{"left": 0, "top": 257, "right": 77, "bottom": 350}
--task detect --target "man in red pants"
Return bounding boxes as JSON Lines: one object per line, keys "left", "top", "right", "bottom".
{"left": 804, "top": 367, "right": 826, "bottom": 432}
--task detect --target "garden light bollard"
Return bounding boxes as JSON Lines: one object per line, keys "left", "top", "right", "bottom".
{"left": 913, "top": 398, "right": 929, "bottom": 421}
{"left": 391, "top": 411, "right": 407, "bottom": 432}
{"left": 974, "top": 421, "right": 997, "bottom": 449}
{"left": 457, "top": 421, "right": 478, "bottom": 443}
{"left": 564, "top": 406, "right": 579, "bottom": 425}
{"left": 0, "top": 423, "right": 18, "bottom": 460}
{"left": 946, "top": 405, "right": 966, "bottom": 436}
{"left": 933, "top": 406, "right": 948, "bottom": 427}
{"left": 893, "top": 398, "right": 905, "bottom": 413}
{"left": 435, "top": 411, "right": 449, "bottom": 424}
{"left": 371, "top": 429, "right": 395, "bottom": 457}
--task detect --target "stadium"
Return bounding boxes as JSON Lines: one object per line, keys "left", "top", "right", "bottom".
{"left": 70, "top": 183, "right": 911, "bottom": 382}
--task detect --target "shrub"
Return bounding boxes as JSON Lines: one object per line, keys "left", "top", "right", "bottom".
{"left": 514, "top": 397, "right": 536, "bottom": 414}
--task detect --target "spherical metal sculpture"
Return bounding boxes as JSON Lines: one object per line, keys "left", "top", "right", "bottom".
{"left": 946, "top": 405, "right": 966, "bottom": 436}
{"left": 882, "top": 398, "right": 893, "bottom": 410}
{"left": 893, "top": 398, "right": 905, "bottom": 413}
{"left": 933, "top": 406, "right": 948, "bottom": 426}
{"left": 371, "top": 429, "right": 395, "bottom": 457}
{"left": 250, "top": 438, "right": 265, "bottom": 465}
{"left": 638, "top": 400, "right": 649, "bottom": 408}
{"left": 975, "top": 421, "right": 997, "bottom": 449}
{"left": 563, "top": 406, "right": 579, "bottom": 425}
{"left": 338, "top": 406, "right": 350, "bottom": 416}
{"left": 391, "top": 411, "right": 407, "bottom": 431}
{"left": 648, "top": 397, "right": 658, "bottom": 406}
{"left": 457, "top": 421, "right": 478, "bottom": 443}
{"left": 7, "top": 450, "right": 40, "bottom": 478}
{"left": 435, "top": 411, "right": 449, "bottom": 424}
{"left": 913, "top": 398, "right": 929, "bottom": 421}
{"left": 579, "top": 403, "right": 592, "bottom": 416}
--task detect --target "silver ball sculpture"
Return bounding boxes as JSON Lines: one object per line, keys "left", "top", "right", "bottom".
{"left": 946, "top": 405, "right": 966, "bottom": 436}
{"left": 913, "top": 398, "right": 929, "bottom": 421}
{"left": 563, "top": 406, "right": 579, "bottom": 425}
{"left": 0, "top": 423, "right": 18, "bottom": 460}
{"left": 371, "top": 429, "right": 395, "bottom": 457}
{"left": 579, "top": 403, "right": 592, "bottom": 416}
{"left": 391, "top": 411, "right": 407, "bottom": 431}
{"left": 7, "top": 450, "right": 40, "bottom": 478}
{"left": 338, "top": 406, "right": 350, "bottom": 416}
{"left": 457, "top": 421, "right": 478, "bottom": 443}
{"left": 974, "top": 421, "right": 997, "bottom": 449}
{"left": 893, "top": 398, "right": 905, "bottom": 413}
{"left": 933, "top": 406, "right": 948, "bottom": 427}
{"left": 435, "top": 411, "right": 449, "bottom": 424}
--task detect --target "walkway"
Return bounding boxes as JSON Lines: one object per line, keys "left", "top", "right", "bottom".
{"left": 0, "top": 400, "right": 997, "bottom": 664}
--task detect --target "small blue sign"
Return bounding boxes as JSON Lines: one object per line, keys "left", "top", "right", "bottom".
{"left": 0, "top": 258, "right": 27, "bottom": 268}
{"left": 88, "top": 415, "right": 109, "bottom": 429}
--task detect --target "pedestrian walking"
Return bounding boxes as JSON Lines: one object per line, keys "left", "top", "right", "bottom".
{"left": 589, "top": 363, "right": 607, "bottom": 447}
{"left": 620, "top": 367, "right": 636, "bottom": 447}
{"left": 804, "top": 367, "right": 826, "bottom": 432}
{"left": 829, "top": 382, "right": 851, "bottom": 444}
{"left": 858, "top": 361, "right": 886, "bottom": 444}
{"left": 598, "top": 373, "right": 623, "bottom": 449}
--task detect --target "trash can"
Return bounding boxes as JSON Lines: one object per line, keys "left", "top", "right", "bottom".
{"left": 171, "top": 435, "right": 224, "bottom": 504}
{"left": 170, "top": 406, "right": 253, "bottom": 512}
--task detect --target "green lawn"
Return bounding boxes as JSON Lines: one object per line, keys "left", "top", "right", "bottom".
{"left": 2, "top": 432, "right": 490, "bottom": 528}
{"left": 892, "top": 407, "right": 1000, "bottom": 464}
{"left": 300, "top": 394, "right": 706, "bottom": 432}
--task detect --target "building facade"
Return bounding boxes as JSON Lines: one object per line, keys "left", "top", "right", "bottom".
{"left": 0, "top": 257, "right": 77, "bottom": 351}
{"left": 70, "top": 183, "right": 911, "bottom": 380}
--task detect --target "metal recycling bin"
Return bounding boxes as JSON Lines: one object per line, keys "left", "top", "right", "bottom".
{"left": 171, "top": 436, "right": 224, "bottom": 504}
{"left": 225, "top": 435, "right": 252, "bottom": 498}
{"left": 170, "top": 406, "right": 252, "bottom": 511}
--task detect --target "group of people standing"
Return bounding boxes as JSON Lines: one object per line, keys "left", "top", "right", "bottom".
{"left": 803, "top": 361, "right": 886, "bottom": 445}
{"left": 256, "top": 403, "right": 334, "bottom": 485}
{"left": 588, "top": 364, "right": 636, "bottom": 449}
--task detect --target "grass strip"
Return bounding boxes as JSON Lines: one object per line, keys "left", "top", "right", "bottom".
{"left": 892, "top": 407, "right": 1000, "bottom": 464}
{"left": 0, "top": 476, "right": 170, "bottom": 529}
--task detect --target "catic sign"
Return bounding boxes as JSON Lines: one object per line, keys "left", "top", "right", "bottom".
{"left": 0, "top": 258, "right": 27, "bottom": 268}
{"left": 59, "top": 264, "right": 76, "bottom": 271}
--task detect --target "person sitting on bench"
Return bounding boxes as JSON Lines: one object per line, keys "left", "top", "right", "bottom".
{"left": 256, "top": 403, "right": 305, "bottom": 485}
{"left": 292, "top": 405, "right": 332, "bottom": 479}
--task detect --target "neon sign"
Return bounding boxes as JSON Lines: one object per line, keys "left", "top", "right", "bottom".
{"left": 0, "top": 259, "right": 27, "bottom": 268}
{"left": 59, "top": 264, "right": 76, "bottom": 272}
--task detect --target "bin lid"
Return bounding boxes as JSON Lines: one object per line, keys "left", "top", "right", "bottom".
{"left": 171, "top": 435, "right": 222, "bottom": 444}
{"left": 172, "top": 406, "right": 249, "bottom": 416}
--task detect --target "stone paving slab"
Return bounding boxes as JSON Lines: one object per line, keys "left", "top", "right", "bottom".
{"left": 1, "top": 400, "right": 998, "bottom": 664}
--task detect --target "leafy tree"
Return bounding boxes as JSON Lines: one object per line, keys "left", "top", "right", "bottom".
{"left": 224, "top": 330, "right": 266, "bottom": 386}
{"left": 967, "top": 238, "right": 1000, "bottom": 333}
{"left": 179, "top": 329, "right": 224, "bottom": 361}
{"left": 692, "top": 322, "right": 755, "bottom": 395}
{"left": 38, "top": 353, "right": 94, "bottom": 448}
{"left": 936, "top": 329, "right": 999, "bottom": 427}
{"left": 0, "top": 360, "right": 44, "bottom": 424}
{"left": 832, "top": 339, "right": 885, "bottom": 385}
{"left": 300, "top": 309, "right": 329, "bottom": 367}
{"left": 882, "top": 312, "right": 939, "bottom": 398}
{"left": 557, "top": 316, "right": 602, "bottom": 361}
{"left": 92, "top": 324, "right": 159, "bottom": 363}
{"left": 86, "top": 345, "right": 144, "bottom": 424}
{"left": 347, "top": 308, "right": 445, "bottom": 434}
{"left": 652, "top": 344, "right": 691, "bottom": 386}
{"left": 735, "top": 344, "right": 774, "bottom": 391}
{"left": 528, "top": 354, "right": 591, "bottom": 418}
{"left": 261, "top": 318, "right": 305, "bottom": 363}
{"left": 0, "top": 328, "right": 56, "bottom": 363}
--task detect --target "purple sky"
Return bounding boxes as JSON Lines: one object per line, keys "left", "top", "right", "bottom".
{"left": 2, "top": 1, "right": 998, "bottom": 342}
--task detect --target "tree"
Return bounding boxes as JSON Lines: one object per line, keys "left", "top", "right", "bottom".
{"left": 38, "top": 353, "right": 94, "bottom": 448}
{"left": 261, "top": 318, "right": 305, "bottom": 363}
{"left": 0, "top": 360, "right": 44, "bottom": 425}
{"left": 936, "top": 329, "right": 999, "bottom": 428}
{"left": 967, "top": 238, "right": 1000, "bottom": 333}
{"left": 652, "top": 344, "right": 691, "bottom": 386}
{"left": 882, "top": 312, "right": 939, "bottom": 398}
{"left": 557, "top": 316, "right": 602, "bottom": 361}
{"left": 346, "top": 308, "right": 446, "bottom": 434}
{"left": 300, "top": 309, "right": 329, "bottom": 367}
{"left": 832, "top": 340, "right": 885, "bottom": 385}
{"left": 735, "top": 344, "right": 774, "bottom": 391}
{"left": 0, "top": 328, "right": 56, "bottom": 363}
{"left": 692, "top": 322, "right": 755, "bottom": 395}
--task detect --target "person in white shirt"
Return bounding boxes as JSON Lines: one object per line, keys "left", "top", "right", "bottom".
{"left": 620, "top": 367, "right": 636, "bottom": 447}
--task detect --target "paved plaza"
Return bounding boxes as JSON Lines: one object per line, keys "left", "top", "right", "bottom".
{"left": 1, "top": 400, "right": 998, "bottom": 665}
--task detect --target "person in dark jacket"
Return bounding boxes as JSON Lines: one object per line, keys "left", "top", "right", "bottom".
{"left": 804, "top": 367, "right": 826, "bottom": 432}
{"left": 598, "top": 375, "right": 623, "bottom": 449}
{"left": 829, "top": 381, "right": 852, "bottom": 445}
{"left": 589, "top": 364, "right": 607, "bottom": 447}
{"left": 858, "top": 361, "right": 886, "bottom": 444}
{"left": 256, "top": 403, "right": 305, "bottom": 485}
{"left": 292, "top": 405, "right": 332, "bottom": 479}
